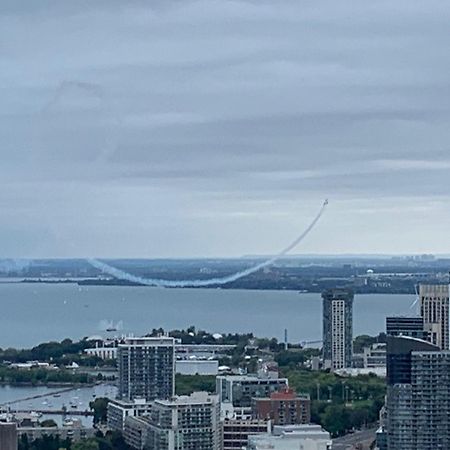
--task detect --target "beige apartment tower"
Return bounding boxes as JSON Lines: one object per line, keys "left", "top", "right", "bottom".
{"left": 419, "top": 284, "right": 449, "bottom": 350}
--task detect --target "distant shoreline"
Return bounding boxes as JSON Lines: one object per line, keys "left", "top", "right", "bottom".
{"left": 0, "top": 277, "right": 416, "bottom": 295}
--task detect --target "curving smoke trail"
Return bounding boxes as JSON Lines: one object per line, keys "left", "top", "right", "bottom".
{"left": 87, "top": 200, "right": 328, "bottom": 287}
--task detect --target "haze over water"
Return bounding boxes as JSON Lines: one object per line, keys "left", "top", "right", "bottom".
{"left": 0, "top": 283, "right": 415, "bottom": 348}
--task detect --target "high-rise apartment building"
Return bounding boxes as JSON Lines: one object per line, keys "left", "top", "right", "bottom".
{"left": 144, "top": 392, "right": 222, "bottom": 450}
{"left": 419, "top": 284, "right": 449, "bottom": 350}
{"left": 322, "top": 288, "right": 353, "bottom": 370}
{"left": 118, "top": 337, "right": 175, "bottom": 402}
{"left": 386, "top": 316, "right": 426, "bottom": 340}
{"left": 386, "top": 335, "right": 450, "bottom": 450}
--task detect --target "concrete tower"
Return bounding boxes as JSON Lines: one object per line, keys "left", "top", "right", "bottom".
{"left": 322, "top": 288, "right": 353, "bottom": 370}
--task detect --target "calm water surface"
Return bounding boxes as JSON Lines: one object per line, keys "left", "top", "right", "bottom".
{"left": 0, "top": 283, "right": 415, "bottom": 348}
{"left": 0, "top": 384, "right": 117, "bottom": 426}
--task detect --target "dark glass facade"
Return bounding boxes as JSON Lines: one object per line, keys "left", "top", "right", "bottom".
{"left": 386, "top": 316, "right": 426, "bottom": 340}
{"left": 322, "top": 288, "right": 353, "bottom": 370}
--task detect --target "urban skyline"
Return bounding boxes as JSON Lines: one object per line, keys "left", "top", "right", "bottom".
{"left": 2, "top": 0, "right": 449, "bottom": 449}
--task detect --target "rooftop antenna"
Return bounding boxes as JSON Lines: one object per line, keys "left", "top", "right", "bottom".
{"left": 284, "top": 329, "right": 288, "bottom": 351}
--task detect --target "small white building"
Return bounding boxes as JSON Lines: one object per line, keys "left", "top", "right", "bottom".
{"left": 85, "top": 347, "right": 117, "bottom": 360}
{"left": 247, "top": 425, "right": 332, "bottom": 450}
{"left": 10, "top": 361, "right": 55, "bottom": 370}
{"left": 363, "top": 343, "right": 386, "bottom": 369}
{"left": 334, "top": 367, "right": 386, "bottom": 377}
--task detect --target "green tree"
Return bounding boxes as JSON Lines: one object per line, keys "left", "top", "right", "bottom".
{"left": 90, "top": 397, "right": 109, "bottom": 424}
{"left": 275, "top": 350, "right": 306, "bottom": 368}
{"left": 321, "top": 404, "right": 350, "bottom": 436}
{"left": 73, "top": 439, "right": 99, "bottom": 450}
{"left": 18, "top": 434, "right": 30, "bottom": 450}
{"left": 175, "top": 375, "right": 216, "bottom": 395}
{"left": 104, "top": 430, "right": 131, "bottom": 450}
{"left": 40, "top": 419, "right": 58, "bottom": 427}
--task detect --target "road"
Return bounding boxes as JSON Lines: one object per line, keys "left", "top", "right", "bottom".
{"left": 332, "top": 428, "right": 377, "bottom": 449}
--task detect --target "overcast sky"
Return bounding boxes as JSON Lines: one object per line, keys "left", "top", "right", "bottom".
{"left": 1, "top": 0, "right": 450, "bottom": 258}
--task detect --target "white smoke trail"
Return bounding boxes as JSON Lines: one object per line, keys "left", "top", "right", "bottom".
{"left": 410, "top": 283, "right": 420, "bottom": 311}
{"left": 99, "top": 319, "right": 124, "bottom": 331}
{"left": 86, "top": 200, "right": 328, "bottom": 287}
{"left": 41, "top": 81, "right": 105, "bottom": 113}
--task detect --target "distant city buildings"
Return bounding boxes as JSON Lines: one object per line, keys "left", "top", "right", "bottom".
{"left": 85, "top": 340, "right": 235, "bottom": 362}
{"left": 322, "top": 288, "right": 353, "bottom": 370}
{"left": 386, "top": 335, "right": 450, "bottom": 450}
{"left": 419, "top": 284, "right": 449, "bottom": 350}
{"left": 118, "top": 337, "right": 175, "bottom": 402}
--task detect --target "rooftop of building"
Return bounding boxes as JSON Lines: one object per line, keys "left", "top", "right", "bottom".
{"left": 249, "top": 424, "right": 332, "bottom": 444}
{"left": 217, "top": 374, "right": 288, "bottom": 382}
{"left": 321, "top": 287, "right": 354, "bottom": 296}
{"left": 108, "top": 398, "right": 151, "bottom": 408}
{"left": 155, "top": 391, "right": 219, "bottom": 407}
{"left": 175, "top": 343, "right": 236, "bottom": 349}
{"left": 253, "top": 388, "right": 310, "bottom": 401}
{"left": 119, "top": 337, "right": 175, "bottom": 347}
{"left": 386, "top": 335, "right": 440, "bottom": 353}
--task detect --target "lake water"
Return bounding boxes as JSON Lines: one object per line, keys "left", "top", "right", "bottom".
{"left": 0, "top": 283, "right": 416, "bottom": 348}
{"left": 0, "top": 384, "right": 117, "bottom": 426}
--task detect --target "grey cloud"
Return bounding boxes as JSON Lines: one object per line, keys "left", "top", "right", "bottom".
{"left": 1, "top": 0, "right": 450, "bottom": 257}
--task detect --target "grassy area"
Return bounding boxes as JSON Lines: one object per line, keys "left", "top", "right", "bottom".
{"left": 175, "top": 374, "right": 216, "bottom": 396}
{"left": 282, "top": 368, "right": 385, "bottom": 436}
